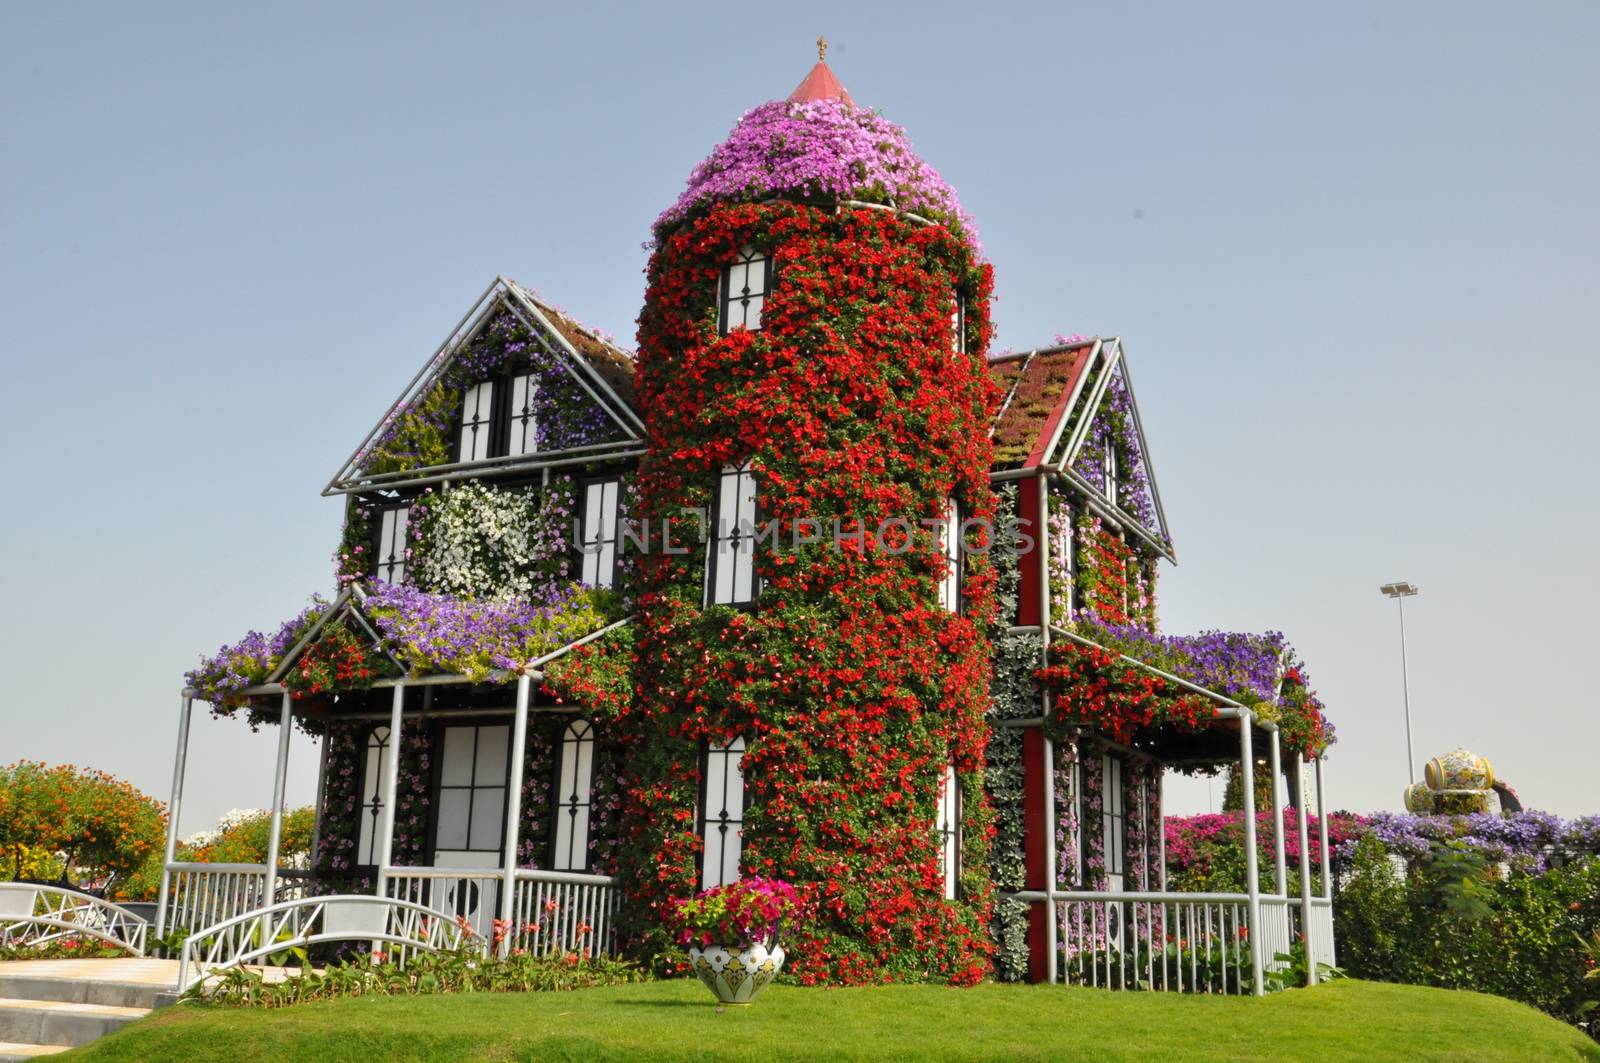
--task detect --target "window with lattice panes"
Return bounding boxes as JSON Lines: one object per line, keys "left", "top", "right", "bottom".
{"left": 580, "top": 479, "right": 621, "bottom": 589}
{"left": 719, "top": 247, "right": 769, "bottom": 335}
{"left": 550, "top": 719, "right": 596, "bottom": 871}
{"left": 938, "top": 498, "right": 961, "bottom": 613}
{"left": 937, "top": 765, "right": 961, "bottom": 899}
{"left": 507, "top": 373, "right": 539, "bottom": 456}
{"left": 458, "top": 382, "right": 495, "bottom": 462}
{"left": 356, "top": 725, "right": 391, "bottom": 865}
{"left": 375, "top": 506, "right": 409, "bottom": 585}
{"left": 698, "top": 736, "right": 746, "bottom": 889}
{"left": 706, "top": 462, "right": 759, "bottom": 607}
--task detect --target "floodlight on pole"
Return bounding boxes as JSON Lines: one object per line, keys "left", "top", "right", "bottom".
{"left": 1380, "top": 581, "right": 1420, "bottom": 784}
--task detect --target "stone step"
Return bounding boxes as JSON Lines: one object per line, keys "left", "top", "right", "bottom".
{"left": 0, "top": 998, "right": 149, "bottom": 1049}
{"left": 0, "top": 975, "right": 165, "bottom": 1011}
{"left": 0, "top": 1042, "right": 70, "bottom": 1061}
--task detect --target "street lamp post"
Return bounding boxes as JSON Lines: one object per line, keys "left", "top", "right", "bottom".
{"left": 1379, "top": 581, "right": 1420, "bottom": 784}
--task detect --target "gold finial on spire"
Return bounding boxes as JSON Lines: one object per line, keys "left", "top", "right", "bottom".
{"left": 817, "top": 35, "right": 828, "bottom": 62}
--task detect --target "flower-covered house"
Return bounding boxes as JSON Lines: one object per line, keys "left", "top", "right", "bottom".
{"left": 159, "top": 49, "right": 1339, "bottom": 992}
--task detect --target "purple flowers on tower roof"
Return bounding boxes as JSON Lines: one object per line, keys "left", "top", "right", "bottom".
{"left": 654, "top": 99, "right": 981, "bottom": 255}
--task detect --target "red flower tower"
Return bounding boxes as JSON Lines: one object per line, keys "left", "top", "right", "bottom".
{"left": 624, "top": 45, "right": 1001, "bottom": 984}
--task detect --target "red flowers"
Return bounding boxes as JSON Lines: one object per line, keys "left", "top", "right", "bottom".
{"left": 610, "top": 200, "right": 999, "bottom": 984}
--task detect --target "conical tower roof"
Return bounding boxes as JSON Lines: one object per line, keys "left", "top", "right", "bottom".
{"left": 652, "top": 43, "right": 979, "bottom": 252}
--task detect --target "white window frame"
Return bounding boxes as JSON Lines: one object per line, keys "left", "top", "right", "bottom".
{"left": 434, "top": 724, "right": 511, "bottom": 856}
{"left": 356, "top": 725, "right": 391, "bottom": 865}
{"left": 550, "top": 719, "right": 596, "bottom": 872}
{"left": 698, "top": 736, "right": 746, "bottom": 890}
{"left": 581, "top": 479, "right": 621, "bottom": 589}
{"left": 1055, "top": 502, "right": 1074, "bottom": 618}
{"left": 706, "top": 462, "right": 759, "bottom": 607}
{"left": 1104, "top": 446, "right": 1119, "bottom": 508}
{"left": 458, "top": 382, "right": 496, "bottom": 462}
{"left": 938, "top": 765, "right": 961, "bottom": 899}
{"left": 718, "top": 247, "right": 769, "bottom": 335}
{"left": 376, "top": 505, "right": 409, "bottom": 585}
{"left": 950, "top": 293, "right": 965, "bottom": 355}
{"left": 1101, "top": 754, "right": 1126, "bottom": 889}
{"left": 507, "top": 373, "right": 539, "bottom": 457}
{"left": 938, "top": 497, "right": 961, "bottom": 613}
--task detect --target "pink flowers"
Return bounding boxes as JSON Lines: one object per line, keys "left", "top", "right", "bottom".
{"left": 669, "top": 877, "right": 801, "bottom": 950}
{"left": 653, "top": 99, "right": 980, "bottom": 254}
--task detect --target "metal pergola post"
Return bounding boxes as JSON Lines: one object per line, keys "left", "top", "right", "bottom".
{"left": 1294, "top": 756, "right": 1317, "bottom": 985}
{"left": 498, "top": 675, "right": 532, "bottom": 958}
{"left": 153, "top": 693, "right": 194, "bottom": 939}
{"left": 1239, "top": 718, "right": 1265, "bottom": 996}
{"left": 1269, "top": 729, "right": 1287, "bottom": 897}
{"left": 262, "top": 692, "right": 294, "bottom": 906}
{"left": 1036, "top": 474, "right": 1059, "bottom": 984}
{"left": 1315, "top": 755, "right": 1332, "bottom": 898}
{"left": 374, "top": 683, "right": 405, "bottom": 898}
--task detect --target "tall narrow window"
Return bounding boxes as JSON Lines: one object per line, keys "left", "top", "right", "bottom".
{"left": 938, "top": 498, "right": 961, "bottom": 613}
{"left": 550, "top": 719, "right": 596, "bottom": 872}
{"left": 937, "top": 765, "right": 961, "bottom": 899}
{"left": 950, "top": 293, "right": 965, "bottom": 355}
{"left": 458, "top": 382, "right": 496, "bottom": 462}
{"left": 1055, "top": 503, "right": 1075, "bottom": 618}
{"left": 1103, "top": 446, "right": 1120, "bottom": 507}
{"left": 507, "top": 373, "right": 539, "bottom": 456}
{"left": 719, "top": 247, "right": 768, "bottom": 335}
{"left": 581, "top": 479, "right": 621, "bottom": 589}
{"left": 1101, "top": 754, "right": 1126, "bottom": 891}
{"left": 698, "top": 736, "right": 746, "bottom": 890}
{"left": 356, "top": 726, "right": 391, "bottom": 865}
{"left": 375, "top": 506, "right": 409, "bottom": 585}
{"left": 707, "top": 462, "right": 758, "bottom": 607}
{"left": 434, "top": 725, "right": 510, "bottom": 856}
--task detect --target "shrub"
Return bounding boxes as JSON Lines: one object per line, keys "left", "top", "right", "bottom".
{"left": 0, "top": 762, "right": 165, "bottom": 891}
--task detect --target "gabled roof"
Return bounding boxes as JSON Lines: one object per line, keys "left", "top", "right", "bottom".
{"left": 263, "top": 585, "right": 401, "bottom": 685}
{"left": 988, "top": 337, "right": 1174, "bottom": 555}
{"left": 324, "top": 278, "right": 643, "bottom": 495}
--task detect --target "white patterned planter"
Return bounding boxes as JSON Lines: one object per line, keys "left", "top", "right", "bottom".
{"left": 688, "top": 942, "right": 785, "bottom": 1005}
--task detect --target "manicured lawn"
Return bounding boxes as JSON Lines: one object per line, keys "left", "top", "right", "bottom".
{"left": 68, "top": 978, "right": 1598, "bottom": 1062}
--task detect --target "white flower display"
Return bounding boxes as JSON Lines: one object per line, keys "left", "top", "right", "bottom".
{"left": 409, "top": 480, "right": 569, "bottom": 602}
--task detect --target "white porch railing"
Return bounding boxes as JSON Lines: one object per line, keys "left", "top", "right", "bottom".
{"left": 382, "top": 867, "right": 621, "bottom": 958}
{"left": 510, "top": 868, "right": 622, "bottom": 958}
{"left": 1008, "top": 888, "right": 1310, "bottom": 995}
{"left": 0, "top": 883, "right": 149, "bottom": 956}
{"left": 160, "top": 863, "right": 312, "bottom": 936}
{"left": 175, "top": 894, "right": 473, "bottom": 994}
{"left": 1288, "top": 895, "right": 1337, "bottom": 971}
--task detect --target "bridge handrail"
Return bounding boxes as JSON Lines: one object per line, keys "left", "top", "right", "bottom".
{"left": 175, "top": 893, "right": 476, "bottom": 994}
{"left": 0, "top": 882, "right": 148, "bottom": 956}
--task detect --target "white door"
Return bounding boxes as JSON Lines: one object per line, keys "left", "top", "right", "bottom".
{"left": 432, "top": 724, "right": 511, "bottom": 939}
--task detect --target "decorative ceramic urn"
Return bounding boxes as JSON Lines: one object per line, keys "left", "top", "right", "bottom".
{"left": 688, "top": 942, "right": 785, "bottom": 1005}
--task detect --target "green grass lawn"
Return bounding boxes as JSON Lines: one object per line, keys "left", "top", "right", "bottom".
{"left": 68, "top": 978, "right": 1599, "bottom": 1062}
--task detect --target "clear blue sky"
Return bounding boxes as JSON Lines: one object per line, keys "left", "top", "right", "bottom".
{"left": 3, "top": 1, "right": 1595, "bottom": 834}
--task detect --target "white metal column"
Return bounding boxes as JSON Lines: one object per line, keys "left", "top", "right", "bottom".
{"left": 1239, "top": 716, "right": 1265, "bottom": 996}
{"left": 1269, "top": 729, "right": 1287, "bottom": 897}
{"left": 498, "top": 674, "right": 532, "bottom": 957}
{"left": 1294, "top": 756, "right": 1317, "bottom": 985}
{"left": 374, "top": 682, "right": 406, "bottom": 897}
{"left": 262, "top": 691, "right": 294, "bottom": 905}
{"left": 1315, "top": 755, "right": 1332, "bottom": 897}
{"left": 153, "top": 693, "right": 194, "bottom": 938}
{"left": 1036, "top": 473, "right": 1058, "bottom": 984}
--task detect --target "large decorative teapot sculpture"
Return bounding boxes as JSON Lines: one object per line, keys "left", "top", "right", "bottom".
{"left": 1404, "top": 748, "right": 1509, "bottom": 815}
